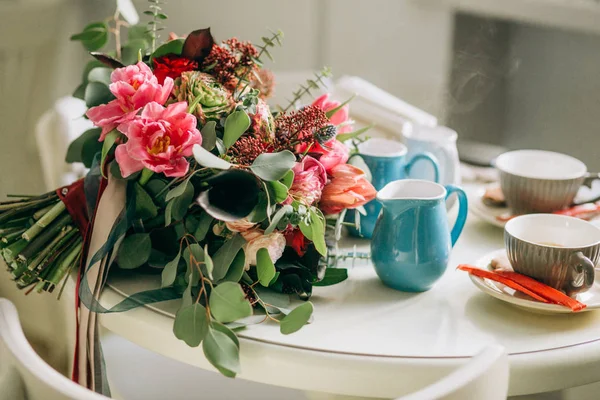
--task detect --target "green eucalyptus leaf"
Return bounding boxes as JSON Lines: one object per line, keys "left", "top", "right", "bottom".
{"left": 203, "top": 245, "right": 214, "bottom": 280}
{"left": 266, "top": 180, "right": 289, "bottom": 204}
{"left": 165, "top": 183, "right": 195, "bottom": 225}
{"left": 117, "top": 233, "right": 152, "bottom": 269}
{"left": 222, "top": 249, "right": 245, "bottom": 283}
{"left": 281, "top": 170, "right": 294, "bottom": 189}
{"left": 128, "top": 24, "right": 153, "bottom": 42}
{"left": 223, "top": 110, "right": 251, "bottom": 149}
{"left": 66, "top": 128, "right": 101, "bottom": 164}
{"left": 309, "top": 209, "right": 327, "bottom": 256}
{"left": 193, "top": 212, "right": 213, "bottom": 242}
{"left": 192, "top": 144, "right": 231, "bottom": 170}
{"left": 250, "top": 151, "right": 296, "bottom": 181}
{"left": 201, "top": 121, "right": 217, "bottom": 151}
{"left": 71, "top": 22, "right": 109, "bottom": 51}
{"left": 256, "top": 248, "right": 276, "bottom": 287}
{"left": 100, "top": 130, "right": 119, "bottom": 176}
{"left": 152, "top": 39, "right": 185, "bottom": 59}
{"left": 247, "top": 192, "right": 268, "bottom": 223}
{"left": 264, "top": 205, "right": 293, "bottom": 235}
{"left": 183, "top": 243, "right": 204, "bottom": 276}
{"left": 212, "top": 234, "right": 246, "bottom": 281}
{"left": 211, "top": 322, "right": 239, "bottom": 349}
{"left": 87, "top": 67, "right": 112, "bottom": 86}
{"left": 313, "top": 268, "right": 348, "bottom": 286}
{"left": 84, "top": 82, "right": 114, "bottom": 108}
{"left": 209, "top": 282, "right": 253, "bottom": 323}
{"left": 166, "top": 174, "right": 194, "bottom": 201}
{"left": 280, "top": 301, "right": 314, "bottom": 335}
{"left": 121, "top": 39, "right": 149, "bottom": 65}
{"left": 173, "top": 304, "right": 209, "bottom": 347}
{"left": 134, "top": 183, "right": 158, "bottom": 220}
{"left": 161, "top": 251, "right": 181, "bottom": 288}
{"left": 202, "top": 325, "right": 240, "bottom": 376}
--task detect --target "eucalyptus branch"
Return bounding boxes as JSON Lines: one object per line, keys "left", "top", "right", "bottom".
{"left": 145, "top": 0, "right": 167, "bottom": 53}
{"left": 281, "top": 66, "right": 332, "bottom": 112}
{"left": 235, "top": 30, "right": 284, "bottom": 99}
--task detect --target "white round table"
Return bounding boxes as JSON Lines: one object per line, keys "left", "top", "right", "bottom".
{"left": 98, "top": 189, "right": 600, "bottom": 399}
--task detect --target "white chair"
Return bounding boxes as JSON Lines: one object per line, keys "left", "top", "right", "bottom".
{"left": 0, "top": 298, "right": 109, "bottom": 400}
{"left": 399, "top": 345, "right": 509, "bottom": 400}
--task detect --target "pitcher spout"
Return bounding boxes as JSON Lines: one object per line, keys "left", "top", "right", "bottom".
{"left": 377, "top": 179, "right": 446, "bottom": 207}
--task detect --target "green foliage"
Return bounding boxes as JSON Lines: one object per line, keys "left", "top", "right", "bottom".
{"left": 201, "top": 121, "right": 217, "bottom": 151}
{"left": 65, "top": 128, "right": 101, "bottom": 166}
{"left": 203, "top": 324, "right": 240, "bottom": 377}
{"left": 264, "top": 205, "right": 293, "bottom": 235}
{"left": 151, "top": 39, "right": 184, "bottom": 59}
{"left": 337, "top": 124, "right": 374, "bottom": 143}
{"left": 313, "top": 268, "right": 348, "bottom": 286}
{"left": 100, "top": 130, "right": 120, "bottom": 176}
{"left": 209, "top": 282, "right": 253, "bottom": 323}
{"left": 212, "top": 235, "right": 246, "bottom": 282}
{"left": 250, "top": 151, "right": 296, "bottom": 181}
{"left": 299, "top": 208, "right": 327, "bottom": 256}
{"left": 134, "top": 183, "right": 159, "bottom": 220}
{"left": 161, "top": 250, "right": 181, "bottom": 287}
{"left": 265, "top": 181, "right": 289, "bottom": 204}
{"left": 70, "top": 22, "right": 109, "bottom": 51}
{"left": 221, "top": 249, "right": 245, "bottom": 283}
{"left": 223, "top": 110, "right": 251, "bottom": 149}
{"left": 281, "top": 66, "right": 332, "bottom": 112}
{"left": 146, "top": 0, "right": 169, "bottom": 52}
{"left": 280, "top": 302, "right": 313, "bottom": 335}
{"left": 256, "top": 248, "right": 276, "bottom": 287}
{"left": 84, "top": 82, "right": 114, "bottom": 108}
{"left": 281, "top": 170, "right": 294, "bottom": 189}
{"left": 117, "top": 233, "right": 152, "bottom": 269}
{"left": 173, "top": 304, "right": 209, "bottom": 347}
{"left": 165, "top": 183, "right": 195, "bottom": 225}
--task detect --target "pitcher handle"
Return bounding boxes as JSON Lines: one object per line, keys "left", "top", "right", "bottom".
{"left": 405, "top": 152, "right": 440, "bottom": 183}
{"left": 445, "top": 185, "right": 468, "bottom": 247}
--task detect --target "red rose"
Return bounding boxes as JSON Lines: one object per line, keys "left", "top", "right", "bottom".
{"left": 285, "top": 228, "right": 308, "bottom": 257}
{"left": 152, "top": 55, "right": 198, "bottom": 84}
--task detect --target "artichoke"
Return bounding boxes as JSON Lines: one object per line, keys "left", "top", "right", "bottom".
{"left": 174, "top": 71, "right": 234, "bottom": 124}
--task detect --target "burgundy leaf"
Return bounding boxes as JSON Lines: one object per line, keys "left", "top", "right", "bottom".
{"left": 182, "top": 28, "right": 215, "bottom": 63}
{"left": 90, "top": 52, "right": 125, "bottom": 69}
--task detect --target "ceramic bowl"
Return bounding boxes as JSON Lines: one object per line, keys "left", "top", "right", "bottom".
{"left": 496, "top": 150, "right": 587, "bottom": 214}
{"left": 504, "top": 214, "right": 600, "bottom": 295}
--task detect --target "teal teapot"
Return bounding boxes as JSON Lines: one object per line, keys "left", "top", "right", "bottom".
{"left": 371, "top": 179, "right": 468, "bottom": 292}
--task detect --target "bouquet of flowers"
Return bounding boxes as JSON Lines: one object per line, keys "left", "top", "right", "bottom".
{"left": 0, "top": 2, "right": 375, "bottom": 389}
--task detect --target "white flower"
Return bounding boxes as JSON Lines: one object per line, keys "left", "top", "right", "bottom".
{"left": 243, "top": 231, "right": 286, "bottom": 271}
{"left": 225, "top": 218, "right": 256, "bottom": 233}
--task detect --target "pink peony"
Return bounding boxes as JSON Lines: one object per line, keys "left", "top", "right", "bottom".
{"left": 225, "top": 218, "right": 257, "bottom": 233}
{"left": 289, "top": 156, "right": 327, "bottom": 205}
{"left": 115, "top": 102, "right": 202, "bottom": 178}
{"left": 320, "top": 164, "right": 377, "bottom": 215}
{"left": 312, "top": 93, "right": 352, "bottom": 134}
{"left": 86, "top": 62, "right": 174, "bottom": 140}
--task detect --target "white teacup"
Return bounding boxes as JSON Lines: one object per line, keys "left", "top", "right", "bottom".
{"left": 495, "top": 150, "right": 597, "bottom": 214}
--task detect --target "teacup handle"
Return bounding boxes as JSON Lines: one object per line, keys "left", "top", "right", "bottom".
{"left": 583, "top": 172, "right": 600, "bottom": 188}
{"left": 405, "top": 152, "right": 440, "bottom": 183}
{"left": 445, "top": 185, "right": 468, "bottom": 247}
{"left": 565, "top": 252, "right": 595, "bottom": 296}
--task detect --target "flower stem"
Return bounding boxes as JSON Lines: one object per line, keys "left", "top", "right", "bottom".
{"left": 22, "top": 201, "right": 66, "bottom": 242}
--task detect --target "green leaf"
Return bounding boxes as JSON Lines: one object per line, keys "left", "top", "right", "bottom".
{"left": 281, "top": 170, "right": 294, "bottom": 189}
{"left": 202, "top": 325, "right": 241, "bottom": 376}
{"left": 209, "top": 282, "right": 253, "bottom": 323}
{"left": 166, "top": 174, "right": 194, "bottom": 201}
{"left": 165, "top": 183, "right": 195, "bottom": 225}
{"left": 183, "top": 243, "right": 204, "bottom": 277}
{"left": 192, "top": 144, "right": 232, "bottom": 170}
{"left": 65, "top": 128, "right": 101, "bottom": 164}
{"left": 161, "top": 251, "right": 181, "bottom": 287}
{"left": 250, "top": 151, "right": 296, "bottom": 181}
{"left": 151, "top": 39, "right": 184, "bottom": 59}
{"left": 264, "top": 205, "right": 293, "bottom": 235}
{"left": 128, "top": 24, "right": 153, "bottom": 42}
{"left": 71, "top": 22, "right": 109, "bottom": 51}
{"left": 193, "top": 212, "right": 213, "bottom": 242}
{"left": 222, "top": 249, "right": 245, "bottom": 283}
{"left": 223, "top": 110, "right": 251, "bottom": 149}
{"left": 201, "top": 121, "right": 217, "bottom": 151}
{"left": 212, "top": 234, "right": 246, "bottom": 281}
{"left": 203, "top": 245, "right": 214, "bottom": 280}
{"left": 309, "top": 209, "right": 327, "bottom": 257}
{"left": 84, "top": 82, "right": 114, "bottom": 108}
{"left": 313, "top": 268, "right": 348, "bottom": 286}
{"left": 247, "top": 192, "right": 268, "bottom": 223}
{"left": 87, "top": 67, "right": 112, "bottom": 86}
{"left": 117, "top": 233, "right": 152, "bottom": 269}
{"left": 280, "top": 301, "right": 313, "bottom": 335}
{"left": 121, "top": 39, "right": 149, "bottom": 65}
{"left": 134, "top": 183, "right": 158, "bottom": 220}
{"left": 101, "top": 130, "right": 119, "bottom": 177}
{"left": 256, "top": 248, "right": 276, "bottom": 287}
{"left": 211, "top": 322, "right": 239, "bottom": 349}
{"left": 325, "top": 94, "right": 356, "bottom": 119}
{"left": 173, "top": 304, "right": 209, "bottom": 347}
{"left": 337, "top": 124, "right": 374, "bottom": 143}
{"left": 266, "top": 180, "right": 289, "bottom": 204}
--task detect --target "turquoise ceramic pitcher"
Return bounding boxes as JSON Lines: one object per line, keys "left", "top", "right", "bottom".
{"left": 347, "top": 138, "right": 439, "bottom": 239}
{"left": 371, "top": 179, "right": 468, "bottom": 292}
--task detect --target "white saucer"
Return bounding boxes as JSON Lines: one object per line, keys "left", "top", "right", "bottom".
{"left": 468, "top": 249, "right": 600, "bottom": 314}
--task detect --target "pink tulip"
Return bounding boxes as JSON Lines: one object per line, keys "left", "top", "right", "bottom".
{"left": 311, "top": 93, "right": 352, "bottom": 134}
{"left": 320, "top": 164, "right": 377, "bottom": 215}
{"left": 86, "top": 62, "right": 174, "bottom": 140}
{"left": 115, "top": 102, "right": 202, "bottom": 178}
{"left": 289, "top": 156, "right": 327, "bottom": 205}
{"left": 311, "top": 140, "right": 350, "bottom": 173}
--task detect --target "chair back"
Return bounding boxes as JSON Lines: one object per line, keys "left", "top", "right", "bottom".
{"left": 0, "top": 298, "right": 109, "bottom": 400}
{"left": 399, "top": 345, "right": 509, "bottom": 400}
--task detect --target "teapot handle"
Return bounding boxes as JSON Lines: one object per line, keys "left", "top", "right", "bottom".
{"left": 445, "top": 185, "right": 468, "bottom": 247}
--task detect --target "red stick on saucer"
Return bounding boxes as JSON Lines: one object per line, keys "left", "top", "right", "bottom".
{"left": 457, "top": 265, "right": 549, "bottom": 303}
